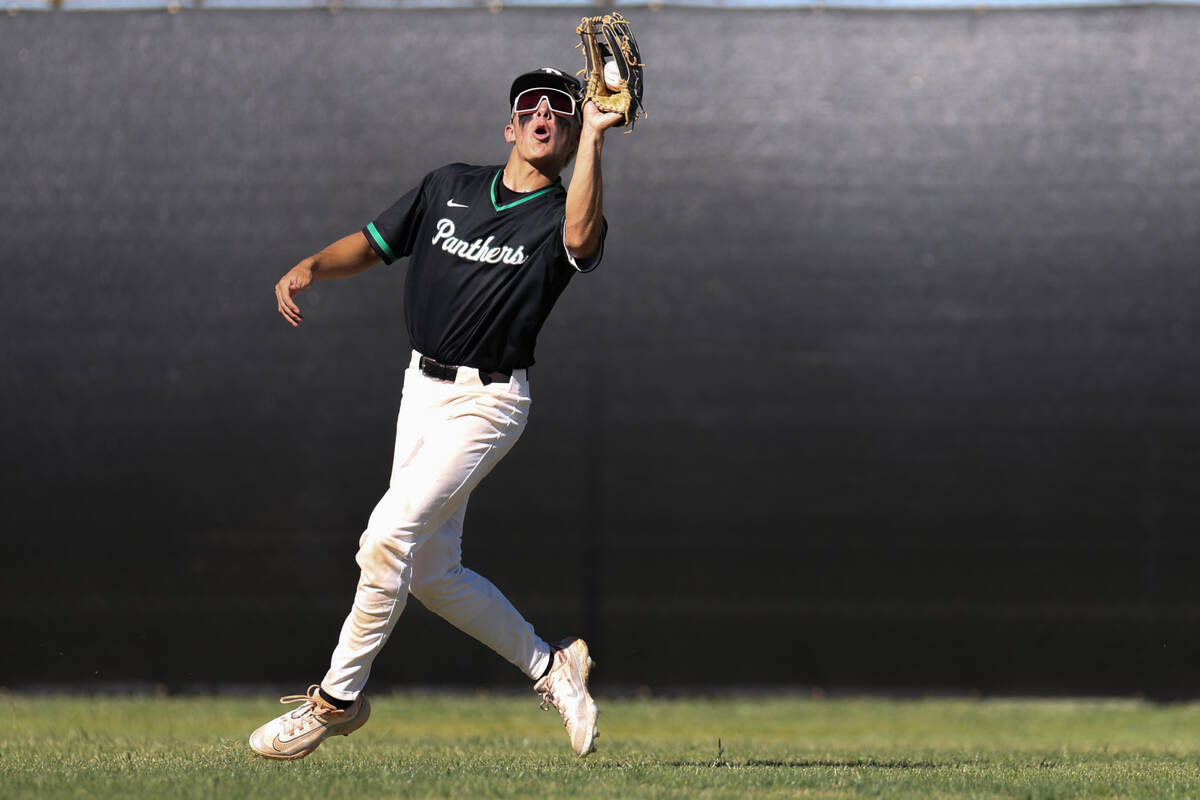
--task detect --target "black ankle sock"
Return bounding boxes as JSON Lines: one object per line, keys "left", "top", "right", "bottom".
{"left": 318, "top": 687, "right": 354, "bottom": 709}
{"left": 539, "top": 649, "right": 558, "bottom": 680}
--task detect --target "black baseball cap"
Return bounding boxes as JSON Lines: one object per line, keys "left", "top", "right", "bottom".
{"left": 509, "top": 67, "right": 582, "bottom": 108}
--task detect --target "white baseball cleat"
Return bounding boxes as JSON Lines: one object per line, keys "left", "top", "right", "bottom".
{"left": 248, "top": 684, "right": 371, "bottom": 760}
{"left": 534, "top": 637, "right": 599, "bottom": 757}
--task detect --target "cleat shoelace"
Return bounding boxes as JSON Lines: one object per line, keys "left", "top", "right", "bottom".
{"left": 276, "top": 685, "right": 343, "bottom": 737}
{"left": 538, "top": 686, "right": 564, "bottom": 723}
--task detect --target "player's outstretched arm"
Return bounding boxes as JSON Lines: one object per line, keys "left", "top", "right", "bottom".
{"left": 275, "top": 231, "right": 381, "bottom": 327}
{"left": 563, "top": 100, "right": 625, "bottom": 261}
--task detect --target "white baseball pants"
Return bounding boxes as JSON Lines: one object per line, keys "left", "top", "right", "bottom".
{"left": 321, "top": 351, "right": 553, "bottom": 700}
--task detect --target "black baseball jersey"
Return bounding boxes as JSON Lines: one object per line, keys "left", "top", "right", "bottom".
{"left": 362, "top": 163, "right": 606, "bottom": 373}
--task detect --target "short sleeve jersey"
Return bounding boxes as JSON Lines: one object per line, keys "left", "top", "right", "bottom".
{"left": 362, "top": 163, "right": 605, "bottom": 373}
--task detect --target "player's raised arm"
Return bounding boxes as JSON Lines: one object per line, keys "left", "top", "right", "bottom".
{"left": 274, "top": 231, "right": 381, "bottom": 327}
{"left": 565, "top": 12, "right": 644, "bottom": 261}
{"left": 563, "top": 100, "right": 624, "bottom": 261}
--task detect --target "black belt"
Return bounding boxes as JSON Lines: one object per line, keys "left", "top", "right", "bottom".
{"left": 419, "top": 356, "right": 511, "bottom": 386}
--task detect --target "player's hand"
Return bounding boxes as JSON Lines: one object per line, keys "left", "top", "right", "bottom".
{"left": 581, "top": 99, "right": 625, "bottom": 136}
{"left": 275, "top": 262, "right": 313, "bottom": 327}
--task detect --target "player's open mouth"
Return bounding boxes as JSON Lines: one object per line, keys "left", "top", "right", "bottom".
{"left": 532, "top": 123, "right": 551, "bottom": 143}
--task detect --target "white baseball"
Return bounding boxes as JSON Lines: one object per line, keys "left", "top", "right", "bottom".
{"left": 603, "top": 61, "right": 622, "bottom": 91}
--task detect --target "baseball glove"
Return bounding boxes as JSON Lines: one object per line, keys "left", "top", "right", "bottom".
{"left": 576, "top": 12, "right": 645, "bottom": 129}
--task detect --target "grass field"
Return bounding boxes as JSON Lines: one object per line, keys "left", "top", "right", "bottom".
{"left": 3, "top": 692, "right": 1200, "bottom": 799}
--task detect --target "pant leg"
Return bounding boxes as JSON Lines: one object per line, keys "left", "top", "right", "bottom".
{"left": 321, "top": 360, "right": 532, "bottom": 700}
{"left": 410, "top": 500, "right": 553, "bottom": 680}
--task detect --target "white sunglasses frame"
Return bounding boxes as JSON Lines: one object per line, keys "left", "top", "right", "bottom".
{"left": 511, "top": 87, "right": 579, "bottom": 119}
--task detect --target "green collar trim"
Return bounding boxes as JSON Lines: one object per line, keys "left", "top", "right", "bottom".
{"left": 490, "top": 170, "right": 561, "bottom": 212}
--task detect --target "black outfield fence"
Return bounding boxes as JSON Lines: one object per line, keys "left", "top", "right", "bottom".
{"left": 2, "top": 7, "right": 1199, "bottom": 695}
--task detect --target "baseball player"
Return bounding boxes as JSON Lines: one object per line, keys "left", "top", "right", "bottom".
{"left": 248, "top": 67, "right": 623, "bottom": 760}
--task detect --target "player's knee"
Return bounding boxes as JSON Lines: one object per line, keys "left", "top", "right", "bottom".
{"left": 355, "top": 527, "right": 412, "bottom": 579}
{"left": 409, "top": 564, "right": 465, "bottom": 608}
{"left": 365, "top": 489, "right": 435, "bottom": 540}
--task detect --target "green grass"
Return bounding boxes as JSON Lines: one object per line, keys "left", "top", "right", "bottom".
{"left": 3, "top": 692, "right": 1200, "bottom": 799}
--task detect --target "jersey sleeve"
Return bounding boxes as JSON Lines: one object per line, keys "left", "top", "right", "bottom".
{"left": 362, "top": 170, "right": 436, "bottom": 265}
{"left": 561, "top": 215, "right": 608, "bottom": 274}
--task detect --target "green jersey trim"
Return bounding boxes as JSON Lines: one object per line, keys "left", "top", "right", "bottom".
{"left": 490, "top": 170, "right": 561, "bottom": 212}
{"left": 365, "top": 222, "right": 396, "bottom": 262}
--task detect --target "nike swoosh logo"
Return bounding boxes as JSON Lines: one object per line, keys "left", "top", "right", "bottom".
{"left": 447, "top": 199, "right": 469, "bottom": 208}
{"left": 273, "top": 725, "right": 321, "bottom": 749}
{"left": 274, "top": 730, "right": 307, "bottom": 746}
{"left": 273, "top": 719, "right": 329, "bottom": 746}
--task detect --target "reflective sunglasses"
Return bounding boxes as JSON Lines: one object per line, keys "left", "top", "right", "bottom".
{"left": 511, "top": 87, "right": 578, "bottom": 119}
